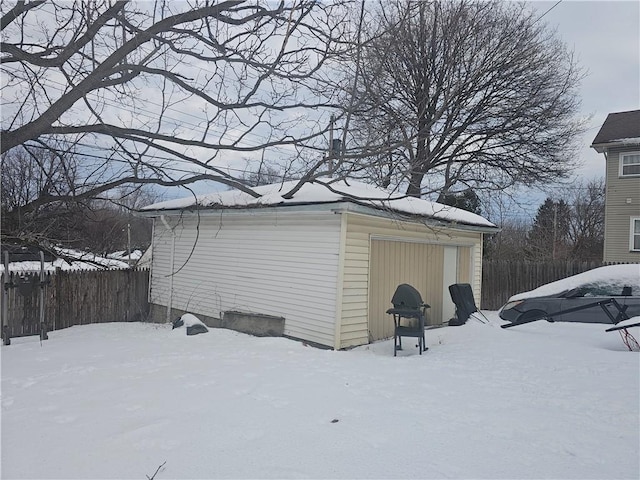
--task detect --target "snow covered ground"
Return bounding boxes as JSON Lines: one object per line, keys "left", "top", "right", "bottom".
{"left": 1, "top": 313, "right": 638, "bottom": 479}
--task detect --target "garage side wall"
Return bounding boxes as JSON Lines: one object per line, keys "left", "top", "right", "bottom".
{"left": 339, "top": 213, "right": 483, "bottom": 349}
{"left": 150, "top": 211, "right": 341, "bottom": 347}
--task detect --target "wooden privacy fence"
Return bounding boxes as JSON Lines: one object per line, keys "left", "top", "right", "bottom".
{"left": 481, "top": 260, "right": 603, "bottom": 310}
{"left": 2, "top": 261, "right": 628, "bottom": 335}
{"left": 1, "top": 268, "right": 150, "bottom": 338}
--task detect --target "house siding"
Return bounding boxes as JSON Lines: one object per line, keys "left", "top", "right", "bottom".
{"left": 338, "top": 213, "right": 483, "bottom": 349}
{"left": 150, "top": 211, "right": 341, "bottom": 347}
{"left": 604, "top": 147, "right": 640, "bottom": 263}
{"left": 457, "top": 246, "right": 472, "bottom": 283}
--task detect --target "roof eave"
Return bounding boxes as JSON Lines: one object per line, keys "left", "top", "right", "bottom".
{"left": 136, "top": 200, "right": 499, "bottom": 233}
{"left": 335, "top": 202, "right": 500, "bottom": 233}
{"left": 591, "top": 140, "right": 640, "bottom": 153}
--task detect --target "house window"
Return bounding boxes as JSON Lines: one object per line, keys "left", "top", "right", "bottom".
{"left": 620, "top": 152, "right": 640, "bottom": 176}
{"left": 631, "top": 217, "right": 640, "bottom": 252}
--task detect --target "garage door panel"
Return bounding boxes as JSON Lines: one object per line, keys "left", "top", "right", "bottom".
{"left": 369, "top": 240, "right": 444, "bottom": 341}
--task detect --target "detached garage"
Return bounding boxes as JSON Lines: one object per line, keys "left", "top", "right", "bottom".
{"left": 140, "top": 179, "right": 498, "bottom": 349}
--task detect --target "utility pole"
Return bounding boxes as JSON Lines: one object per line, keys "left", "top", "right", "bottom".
{"left": 552, "top": 201, "right": 558, "bottom": 260}
{"left": 127, "top": 222, "right": 131, "bottom": 265}
{"left": 2, "top": 251, "right": 9, "bottom": 345}
{"left": 327, "top": 114, "right": 335, "bottom": 176}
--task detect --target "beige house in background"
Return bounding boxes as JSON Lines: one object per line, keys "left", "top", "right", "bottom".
{"left": 140, "top": 180, "right": 498, "bottom": 349}
{"left": 591, "top": 110, "right": 640, "bottom": 263}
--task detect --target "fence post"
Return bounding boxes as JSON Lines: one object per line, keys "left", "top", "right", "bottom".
{"left": 2, "top": 252, "right": 10, "bottom": 345}
{"left": 129, "top": 269, "right": 133, "bottom": 322}
{"left": 55, "top": 269, "right": 62, "bottom": 331}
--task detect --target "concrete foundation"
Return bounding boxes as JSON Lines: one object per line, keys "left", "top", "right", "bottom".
{"left": 222, "top": 310, "right": 284, "bottom": 337}
{"left": 149, "top": 304, "right": 284, "bottom": 338}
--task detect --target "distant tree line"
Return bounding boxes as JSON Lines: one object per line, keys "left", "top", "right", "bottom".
{"left": 483, "top": 179, "right": 605, "bottom": 262}
{"left": 1, "top": 145, "right": 155, "bottom": 254}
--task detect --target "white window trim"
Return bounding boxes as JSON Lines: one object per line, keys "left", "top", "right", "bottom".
{"left": 619, "top": 151, "right": 640, "bottom": 177}
{"left": 631, "top": 217, "right": 640, "bottom": 252}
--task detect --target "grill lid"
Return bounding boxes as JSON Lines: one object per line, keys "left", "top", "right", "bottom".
{"left": 390, "top": 283, "right": 424, "bottom": 310}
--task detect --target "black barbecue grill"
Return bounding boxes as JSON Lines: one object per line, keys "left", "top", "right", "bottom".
{"left": 386, "top": 284, "right": 430, "bottom": 356}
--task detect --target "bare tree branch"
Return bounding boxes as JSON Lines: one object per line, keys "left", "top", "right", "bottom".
{"left": 146, "top": 460, "right": 167, "bottom": 480}
{"left": 338, "top": 0, "right": 587, "bottom": 198}
{"left": 1, "top": 0, "right": 351, "bottom": 204}
{"left": 0, "top": 0, "right": 45, "bottom": 31}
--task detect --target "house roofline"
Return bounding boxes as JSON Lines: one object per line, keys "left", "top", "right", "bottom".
{"left": 136, "top": 200, "right": 500, "bottom": 233}
{"left": 591, "top": 139, "right": 640, "bottom": 153}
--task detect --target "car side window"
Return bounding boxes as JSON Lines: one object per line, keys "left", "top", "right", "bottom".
{"left": 563, "top": 287, "right": 585, "bottom": 298}
{"left": 579, "top": 282, "right": 634, "bottom": 297}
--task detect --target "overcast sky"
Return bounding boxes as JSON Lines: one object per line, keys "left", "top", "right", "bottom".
{"left": 530, "top": 0, "right": 640, "bottom": 181}
{"left": 154, "top": 0, "right": 639, "bottom": 206}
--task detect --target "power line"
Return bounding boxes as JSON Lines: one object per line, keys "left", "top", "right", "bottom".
{"left": 534, "top": 0, "right": 563, "bottom": 24}
{"left": 22, "top": 140, "right": 295, "bottom": 179}
{"left": 2, "top": 74, "right": 321, "bottom": 155}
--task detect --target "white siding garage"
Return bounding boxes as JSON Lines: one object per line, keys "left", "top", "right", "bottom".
{"left": 141, "top": 179, "right": 497, "bottom": 349}
{"left": 150, "top": 211, "right": 342, "bottom": 347}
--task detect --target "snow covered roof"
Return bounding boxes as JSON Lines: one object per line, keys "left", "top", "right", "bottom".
{"left": 106, "top": 250, "right": 144, "bottom": 262}
{"left": 0, "top": 247, "right": 130, "bottom": 274}
{"left": 141, "top": 179, "right": 496, "bottom": 229}
{"left": 591, "top": 110, "right": 640, "bottom": 152}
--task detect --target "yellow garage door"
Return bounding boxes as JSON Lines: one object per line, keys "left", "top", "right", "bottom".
{"left": 368, "top": 240, "right": 445, "bottom": 341}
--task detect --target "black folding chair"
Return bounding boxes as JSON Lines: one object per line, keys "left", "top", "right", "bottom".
{"left": 448, "top": 283, "right": 479, "bottom": 326}
{"left": 386, "top": 284, "right": 429, "bottom": 356}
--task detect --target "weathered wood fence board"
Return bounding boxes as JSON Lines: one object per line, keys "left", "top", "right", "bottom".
{"left": 481, "top": 260, "right": 604, "bottom": 310}
{"left": 1, "top": 269, "right": 149, "bottom": 337}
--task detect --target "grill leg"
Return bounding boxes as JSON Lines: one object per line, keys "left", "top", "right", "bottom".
{"left": 394, "top": 335, "right": 403, "bottom": 354}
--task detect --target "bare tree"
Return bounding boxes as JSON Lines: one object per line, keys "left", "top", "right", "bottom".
{"left": 238, "top": 159, "right": 290, "bottom": 187}
{"left": 525, "top": 181, "right": 604, "bottom": 262}
{"left": 1, "top": 143, "right": 82, "bottom": 244}
{"left": 483, "top": 218, "right": 531, "bottom": 262}
{"left": 83, "top": 185, "right": 163, "bottom": 254}
{"left": 1, "top": 0, "right": 351, "bottom": 221}
{"left": 1, "top": 143, "right": 159, "bottom": 251}
{"left": 341, "top": 0, "right": 586, "bottom": 198}
{"left": 483, "top": 178, "right": 605, "bottom": 262}
{"left": 74, "top": 203, "right": 154, "bottom": 254}
{"left": 567, "top": 179, "right": 605, "bottom": 261}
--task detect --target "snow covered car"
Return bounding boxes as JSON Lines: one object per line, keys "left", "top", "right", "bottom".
{"left": 499, "top": 264, "right": 640, "bottom": 324}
